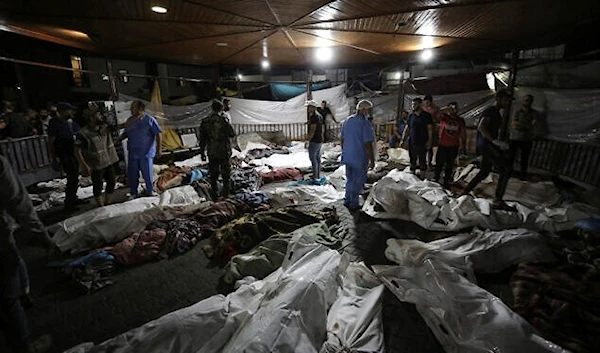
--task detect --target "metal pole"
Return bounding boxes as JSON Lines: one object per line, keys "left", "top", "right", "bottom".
{"left": 502, "top": 49, "right": 519, "bottom": 141}
{"left": 106, "top": 58, "right": 118, "bottom": 101}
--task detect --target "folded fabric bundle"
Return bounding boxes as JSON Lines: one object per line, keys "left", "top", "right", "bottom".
{"left": 259, "top": 168, "right": 303, "bottom": 183}
{"left": 232, "top": 192, "right": 270, "bottom": 208}
{"left": 230, "top": 168, "right": 263, "bottom": 194}
{"left": 107, "top": 228, "right": 167, "bottom": 265}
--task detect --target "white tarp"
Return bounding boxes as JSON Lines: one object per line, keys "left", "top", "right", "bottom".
{"left": 321, "top": 262, "right": 385, "bottom": 353}
{"left": 53, "top": 186, "right": 204, "bottom": 253}
{"left": 363, "top": 169, "right": 596, "bottom": 232}
{"left": 265, "top": 184, "right": 345, "bottom": 207}
{"left": 65, "top": 229, "right": 349, "bottom": 353}
{"left": 374, "top": 260, "right": 567, "bottom": 353}
{"left": 118, "top": 84, "right": 349, "bottom": 127}
{"left": 385, "top": 228, "right": 556, "bottom": 275}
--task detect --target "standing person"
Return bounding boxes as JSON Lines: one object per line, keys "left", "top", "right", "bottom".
{"left": 0, "top": 101, "right": 32, "bottom": 139}
{"left": 401, "top": 97, "right": 433, "bottom": 179}
{"left": 48, "top": 102, "right": 82, "bottom": 212}
{"left": 389, "top": 110, "right": 408, "bottom": 148}
{"left": 423, "top": 95, "right": 440, "bottom": 169}
{"left": 41, "top": 103, "right": 58, "bottom": 135}
{"left": 306, "top": 100, "right": 324, "bottom": 180}
{"left": 341, "top": 100, "right": 376, "bottom": 212}
{"left": 434, "top": 102, "right": 466, "bottom": 188}
{"left": 1, "top": 155, "right": 55, "bottom": 353}
{"left": 74, "top": 108, "right": 120, "bottom": 207}
{"left": 317, "top": 100, "right": 338, "bottom": 142}
{"left": 509, "top": 94, "right": 539, "bottom": 179}
{"left": 460, "top": 89, "right": 513, "bottom": 210}
{"left": 222, "top": 98, "right": 232, "bottom": 123}
{"left": 199, "top": 100, "right": 235, "bottom": 199}
{"left": 120, "top": 100, "right": 162, "bottom": 198}
{"left": 24, "top": 109, "right": 41, "bottom": 136}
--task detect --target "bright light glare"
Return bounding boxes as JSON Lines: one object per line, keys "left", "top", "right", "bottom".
{"left": 237, "top": 74, "right": 243, "bottom": 80}
{"left": 315, "top": 47, "right": 333, "bottom": 62}
{"left": 394, "top": 72, "right": 401, "bottom": 80}
{"left": 151, "top": 6, "right": 168, "bottom": 14}
{"left": 261, "top": 58, "right": 270, "bottom": 69}
{"left": 421, "top": 36, "right": 434, "bottom": 49}
{"left": 421, "top": 49, "right": 433, "bottom": 61}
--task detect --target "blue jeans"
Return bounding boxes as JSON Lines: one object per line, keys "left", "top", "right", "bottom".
{"left": 308, "top": 142, "right": 322, "bottom": 179}
{"left": 344, "top": 162, "right": 368, "bottom": 209}
{"left": 128, "top": 157, "right": 154, "bottom": 196}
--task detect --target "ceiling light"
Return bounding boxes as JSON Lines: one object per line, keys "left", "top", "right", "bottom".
{"left": 216, "top": 42, "right": 228, "bottom": 47}
{"left": 394, "top": 72, "right": 402, "bottom": 80}
{"left": 421, "top": 36, "right": 434, "bottom": 49}
{"left": 237, "top": 73, "right": 243, "bottom": 80}
{"left": 421, "top": 49, "right": 433, "bottom": 61}
{"left": 315, "top": 47, "right": 333, "bottom": 62}
{"left": 261, "top": 58, "right": 270, "bottom": 69}
{"left": 151, "top": 6, "right": 168, "bottom": 14}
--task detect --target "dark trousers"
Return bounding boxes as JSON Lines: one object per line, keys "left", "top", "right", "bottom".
{"left": 91, "top": 164, "right": 117, "bottom": 197}
{"left": 58, "top": 150, "right": 79, "bottom": 206}
{"left": 208, "top": 158, "right": 231, "bottom": 199}
{"left": 0, "top": 243, "right": 30, "bottom": 352}
{"left": 464, "top": 143, "right": 512, "bottom": 200}
{"left": 409, "top": 145, "right": 427, "bottom": 172}
{"left": 434, "top": 146, "right": 459, "bottom": 186}
{"left": 508, "top": 140, "right": 533, "bottom": 177}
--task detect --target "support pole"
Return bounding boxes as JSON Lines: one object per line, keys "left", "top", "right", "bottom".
{"left": 306, "top": 68, "right": 312, "bottom": 125}
{"left": 106, "top": 58, "right": 118, "bottom": 101}
{"left": 501, "top": 49, "right": 519, "bottom": 141}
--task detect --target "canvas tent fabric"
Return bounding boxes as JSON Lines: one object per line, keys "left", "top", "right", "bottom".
{"left": 118, "top": 84, "right": 349, "bottom": 127}
{"left": 271, "top": 82, "right": 331, "bottom": 100}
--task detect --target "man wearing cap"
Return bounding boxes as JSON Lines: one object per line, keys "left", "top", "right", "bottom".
{"left": 48, "top": 102, "right": 82, "bottom": 212}
{"left": 306, "top": 100, "right": 324, "bottom": 180}
{"left": 120, "top": 100, "right": 162, "bottom": 198}
{"left": 341, "top": 100, "right": 376, "bottom": 211}
{"left": 434, "top": 102, "right": 466, "bottom": 188}
{"left": 401, "top": 97, "right": 433, "bottom": 178}
{"left": 508, "top": 94, "right": 538, "bottom": 179}
{"left": 461, "top": 89, "right": 513, "bottom": 210}
{"left": 199, "top": 100, "right": 235, "bottom": 199}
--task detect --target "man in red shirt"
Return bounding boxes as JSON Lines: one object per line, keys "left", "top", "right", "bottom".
{"left": 434, "top": 102, "right": 466, "bottom": 188}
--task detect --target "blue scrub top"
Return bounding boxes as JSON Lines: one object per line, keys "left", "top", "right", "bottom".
{"left": 340, "top": 114, "right": 375, "bottom": 167}
{"left": 125, "top": 113, "right": 162, "bottom": 158}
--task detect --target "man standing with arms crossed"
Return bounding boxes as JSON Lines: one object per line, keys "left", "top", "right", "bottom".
{"left": 401, "top": 97, "right": 433, "bottom": 179}
{"left": 341, "top": 100, "right": 376, "bottom": 212}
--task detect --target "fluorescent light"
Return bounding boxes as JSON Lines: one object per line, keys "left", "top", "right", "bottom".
{"left": 237, "top": 73, "right": 243, "bottom": 80}
{"left": 421, "top": 49, "right": 433, "bottom": 61}
{"left": 315, "top": 47, "right": 333, "bottom": 62}
{"left": 216, "top": 42, "right": 228, "bottom": 47}
{"left": 261, "top": 58, "right": 270, "bottom": 69}
{"left": 394, "top": 72, "right": 401, "bottom": 80}
{"left": 151, "top": 6, "right": 168, "bottom": 14}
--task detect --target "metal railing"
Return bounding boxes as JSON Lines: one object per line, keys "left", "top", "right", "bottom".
{"left": 0, "top": 136, "right": 52, "bottom": 173}
{"left": 529, "top": 138, "right": 600, "bottom": 188}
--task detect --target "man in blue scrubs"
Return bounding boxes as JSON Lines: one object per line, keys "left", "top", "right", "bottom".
{"left": 121, "top": 100, "right": 162, "bottom": 198}
{"left": 341, "top": 100, "right": 376, "bottom": 211}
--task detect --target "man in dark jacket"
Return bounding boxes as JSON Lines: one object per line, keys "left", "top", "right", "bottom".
{"left": 1, "top": 155, "right": 55, "bottom": 353}
{"left": 199, "top": 100, "right": 235, "bottom": 199}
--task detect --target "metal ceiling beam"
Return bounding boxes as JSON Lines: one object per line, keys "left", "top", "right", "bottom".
{"left": 281, "top": 28, "right": 306, "bottom": 63}
{"left": 264, "top": 0, "right": 282, "bottom": 26}
{"left": 218, "top": 30, "right": 277, "bottom": 64}
{"left": 293, "top": 28, "right": 380, "bottom": 55}
{"left": 294, "top": 0, "right": 528, "bottom": 27}
{"left": 288, "top": 0, "right": 339, "bottom": 26}
{"left": 293, "top": 27, "right": 499, "bottom": 42}
{"left": 0, "top": 23, "right": 98, "bottom": 51}
{"left": 184, "top": 0, "right": 277, "bottom": 27}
